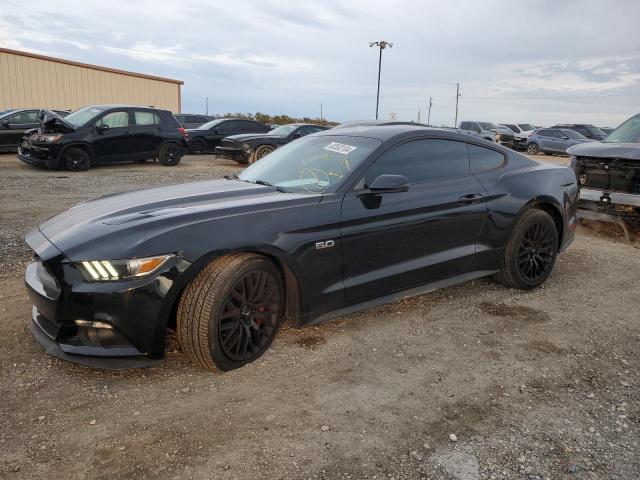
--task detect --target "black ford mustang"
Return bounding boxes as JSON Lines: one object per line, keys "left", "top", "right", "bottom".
{"left": 24, "top": 126, "right": 578, "bottom": 372}
{"left": 215, "top": 123, "right": 329, "bottom": 164}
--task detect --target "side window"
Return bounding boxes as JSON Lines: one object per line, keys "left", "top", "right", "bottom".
{"left": 302, "top": 126, "right": 324, "bottom": 135}
{"left": 134, "top": 111, "right": 159, "bottom": 126}
{"left": 547, "top": 130, "right": 563, "bottom": 138}
{"left": 216, "top": 121, "right": 238, "bottom": 134}
{"left": 6, "top": 110, "right": 38, "bottom": 124}
{"left": 468, "top": 144, "right": 505, "bottom": 173}
{"left": 364, "top": 139, "right": 469, "bottom": 186}
{"left": 186, "top": 115, "right": 205, "bottom": 123}
{"left": 537, "top": 129, "right": 552, "bottom": 137}
{"left": 460, "top": 122, "right": 470, "bottom": 130}
{"left": 96, "top": 111, "right": 130, "bottom": 128}
{"left": 574, "top": 126, "right": 589, "bottom": 136}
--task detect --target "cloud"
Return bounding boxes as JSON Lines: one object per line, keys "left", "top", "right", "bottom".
{"left": 0, "top": 0, "right": 638, "bottom": 126}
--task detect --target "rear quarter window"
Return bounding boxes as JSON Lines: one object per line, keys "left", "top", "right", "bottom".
{"left": 468, "top": 144, "right": 505, "bottom": 173}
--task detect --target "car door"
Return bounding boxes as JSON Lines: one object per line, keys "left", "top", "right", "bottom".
{"left": 130, "top": 110, "right": 162, "bottom": 159}
{"left": 340, "top": 138, "right": 488, "bottom": 303}
{"left": 547, "top": 130, "right": 567, "bottom": 152}
{"left": 91, "top": 110, "right": 136, "bottom": 162}
{"left": 209, "top": 120, "right": 240, "bottom": 149}
{"left": 536, "top": 130, "right": 553, "bottom": 151}
{"left": 0, "top": 110, "right": 39, "bottom": 149}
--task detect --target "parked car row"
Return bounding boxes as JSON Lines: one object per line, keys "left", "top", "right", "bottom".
{"left": 0, "top": 108, "right": 70, "bottom": 152}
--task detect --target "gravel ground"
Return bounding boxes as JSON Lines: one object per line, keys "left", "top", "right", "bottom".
{"left": 0, "top": 152, "right": 638, "bottom": 480}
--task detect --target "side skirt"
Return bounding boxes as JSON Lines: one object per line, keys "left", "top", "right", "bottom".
{"left": 305, "top": 269, "right": 498, "bottom": 327}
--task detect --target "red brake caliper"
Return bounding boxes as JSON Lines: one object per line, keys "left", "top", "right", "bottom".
{"left": 255, "top": 305, "right": 266, "bottom": 326}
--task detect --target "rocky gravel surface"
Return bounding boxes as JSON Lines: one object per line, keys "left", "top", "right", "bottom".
{"left": 0, "top": 153, "right": 638, "bottom": 480}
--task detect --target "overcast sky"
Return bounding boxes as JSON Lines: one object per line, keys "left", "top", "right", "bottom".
{"left": 1, "top": 0, "right": 639, "bottom": 127}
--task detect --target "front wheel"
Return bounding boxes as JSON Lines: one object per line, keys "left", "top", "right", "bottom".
{"left": 526, "top": 143, "right": 539, "bottom": 155}
{"left": 251, "top": 145, "right": 275, "bottom": 164}
{"left": 177, "top": 253, "right": 285, "bottom": 372}
{"left": 62, "top": 147, "right": 91, "bottom": 171}
{"left": 158, "top": 143, "right": 183, "bottom": 166}
{"left": 495, "top": 209, "right": 558, "bottom": 290}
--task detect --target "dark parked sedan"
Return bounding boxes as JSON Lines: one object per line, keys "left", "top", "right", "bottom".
{"left": 0, "top": 108, "right": 69, "bottom": 151}
{"left": 215, "top": 123, "right": 329, "bottom": 163}
{"left": 186, "top": 118, "right": 271, "bottom": 154}
{"left": 17, "top": 105, "right": 188, "bottom": 171}
{"left": 25, "top": 126, "right": 577, "bottom": 372}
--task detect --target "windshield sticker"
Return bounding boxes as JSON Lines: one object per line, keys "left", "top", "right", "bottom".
{"left": 324, "top": 142, "right": 357, "bottom": 155}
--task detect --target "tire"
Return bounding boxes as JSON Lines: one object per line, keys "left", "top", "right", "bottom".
{"left": 158, "top": 142, "right": 183, "bottom": 166}
{"left": 189, "top": 138, "right": 207, "bottom": 155}
{"left": 251, "top": 145, "right": 275, "bottom": 164}
{"left": 526, "top": 143, "right": 539, "bottom": 155}
{"left": 495, "top": 209, "right": 558, "bottom": 290}
{"left": 177, "top": 253, "right": 285, "bottom": 372}
{"left": 61, "top": 147, "right": 90, "bottom": 171}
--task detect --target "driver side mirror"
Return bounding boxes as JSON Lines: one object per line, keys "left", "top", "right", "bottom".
{"left": 366, "top": 174, "right": 410, "bottom": 193}
{"left": 96, "top": 124, "right": 110, "bottom": 133}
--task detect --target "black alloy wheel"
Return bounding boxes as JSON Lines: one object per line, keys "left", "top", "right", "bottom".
{"left": 517, "top": 221, "right": 556, "bottom": 283}
{"left": 177, "top": 253, "right": 284, "bottom": 372}
{"left": 219, "top": 269, "right": 281, "bottom": 362}
{"left": 190, "top": 138, "right": 206, "bottom": 154}
{"left": 62, "top": 147, "right": 90, "bottom": 171}
{"left": 495, "top": 209, "right": 558, "bottom": 290}
{"left": 158, "top": 143, "right": 182, "bottom": 166}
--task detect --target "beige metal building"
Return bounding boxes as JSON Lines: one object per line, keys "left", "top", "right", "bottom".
{"left": 0, "top": 47, "right": 183, "bottom": 113}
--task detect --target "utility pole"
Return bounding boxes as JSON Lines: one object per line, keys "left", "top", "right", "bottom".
{"left": 417, "top": 108, "right": 421, "bottom": 123}
{"left": 205, "top": 97, "right": 209, "bottom": 115}
{"left": 319, "top": 103, "right": 323, "bottom": 125}
{"left": 427, "top": 96, "right": 433, "bottom": 126}
{"left": 454, "top": 83, "right": 461, "bottom": 128}
{"left": 369, "top": 41, "right": 393, "bottom": 120}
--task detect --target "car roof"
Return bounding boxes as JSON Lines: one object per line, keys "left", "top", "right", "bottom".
{"left": 313, "top": 125, "right": 451, "bottom": 141}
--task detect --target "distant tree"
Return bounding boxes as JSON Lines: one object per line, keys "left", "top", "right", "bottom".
{"left": 212, "top": 112, "right": 338, "bottom": 127}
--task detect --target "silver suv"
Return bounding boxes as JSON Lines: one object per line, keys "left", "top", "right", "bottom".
{"left": 459, "top": 121, "right": 514, "bottom": 148}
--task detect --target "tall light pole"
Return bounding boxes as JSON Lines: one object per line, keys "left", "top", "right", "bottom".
{"left": 319, "top": 103, "right": 323, "bottom": 125}
{"left": 427, "top": 96, "right": 433, "bottom": 126}
{"left": 369, "top": 40, "right": 393, "bottom": 120}
{"left": 454, "top": 83, "right": 461, "bottom": 127}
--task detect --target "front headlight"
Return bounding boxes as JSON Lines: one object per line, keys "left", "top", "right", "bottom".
{"left": 78, "top": 255, "right": 173, "bottom": 281}
{"left": 38, "top": 133, "right": 64, "bottom": 143}
{"left": 241, "top": 143, "right": 252, "bottom": 153}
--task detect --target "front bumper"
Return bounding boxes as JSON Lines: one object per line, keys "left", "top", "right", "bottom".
{"left": 577, "top": 188, "right": 640, "bottom": 226}
{"left": 24, "top": 229, "right": 192, "bottom": 368}
{"left": 496, "top": 137, "right": 515, "bottom": 148}
{"left": 17, "top": 141, "right": 61, "bottom": 169}
{"left": 215, "top": 146, "right": 250, "bottom": 162}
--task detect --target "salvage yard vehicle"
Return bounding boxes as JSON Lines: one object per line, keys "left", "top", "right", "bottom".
{"left": 501, "top": 123, "right": 536, "bottom": 150}
{"left": 552, "top": 123, "right": 607, "bottom": 141}
{"left": 24, "top": 125, "right": 577, "bottom": 372}
{"left": 459, "top": 121, "right": 515, "bottom": 148}
{"left": 17, "top": 105, "right": 188, "bottom": 171}
{"left": 526, "top": 128, "right": 596, "bottom": 155}
{"left": 569, "top": 113, "right": 640, "bottom": 237}
{"left": 0, "top": 108, "right": 69, "bottom": 152}
{"left": 186, "top": 118, "right": 270, "bottom": 154}
{"left": 173, "top": 113, "right": 215, "bottom": 129}
{"left": 215, "top": 123, "right": 329, "bottom": 164}
{"left": 334, "top": 120, "right": 429, "bottom": 129}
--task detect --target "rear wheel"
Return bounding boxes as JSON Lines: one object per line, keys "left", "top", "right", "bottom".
{"left": 495, "top": 209, "right": 558, "bottom": 290}
{"left": 251, "top": 145, "right": 275, "bottom": 164}
{"left": 158, "top": 143, "right": 183, "bottom": 166}
{"left": 189, "top": 138, "right": 207, "bottom": 154}
{"left": 177, "top": 253, "right": 284, "bottom": 372}
{"left": 62, "top": 147, "right": 90, "bottom": 171}
{"left": 526, "top": 143, "right": 539, "bottom": 155}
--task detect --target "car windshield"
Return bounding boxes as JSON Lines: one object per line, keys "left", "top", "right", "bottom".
{"left": 518, "top": 124, "right": 535, "bottom": 131}
{"left": 197, "top": 119, "right": 225, "bottom": 130}
{"left": 585, "top": 125, "right": 606, "bottom": 137}
{"left": 64, "top": 106, "right": 107, "bottom": 127}
{"left": 478, "top": 122, "right": 499, "bottom": 130}
{"left": 603, "top": 114, "right": 640, "bottom": 143}
{"left": 268, "top": 125, "right": 299, "bottom": 136}
{"left": 562, "top": 129, "right": 587, "bottom": 139}
{"left": 238, "top": 135, "right": 381, "bottom": 194}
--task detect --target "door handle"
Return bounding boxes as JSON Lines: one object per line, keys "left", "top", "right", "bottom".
{"left": 458, "top": 193, "right": 484, "bottom": 204}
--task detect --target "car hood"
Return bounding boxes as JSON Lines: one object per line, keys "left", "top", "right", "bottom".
{"left": 224, "top": 133, "right": 284, "bottom": 142}
{"left": 39, "top": 110, "right": 75, "bottom": 134}
{"left": 32, "top": 179, "right": 320, "bottom": 261}
{"left": 566, "top": 142, "right": 640, "bottom": 160}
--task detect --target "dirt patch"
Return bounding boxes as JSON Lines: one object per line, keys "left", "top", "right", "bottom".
{"left": 479, "top": 301, "right": 551, "bottom": 323}
{"left": 295, "top": 333, "right": 326, "bottom": 350}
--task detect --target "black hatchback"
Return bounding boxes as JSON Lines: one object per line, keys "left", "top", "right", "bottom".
{"left": 17, "top": 105, "right": 189, "bottom": 171}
